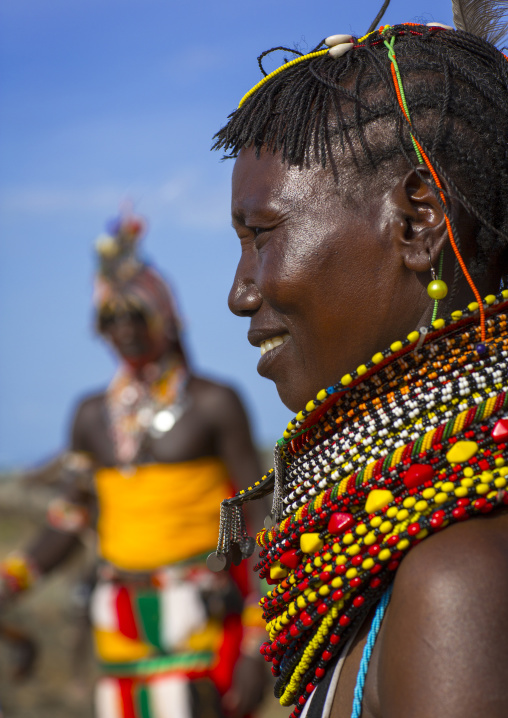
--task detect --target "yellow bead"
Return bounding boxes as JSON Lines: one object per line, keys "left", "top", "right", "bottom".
{"left": 343, "top": 533, "right": 354, "bottom": 545}
{"left": 464, "top": 467, "right": 474, "bottom": 477}
{"left": 468, "top": 301, "right": 479, "bottom": 312}
{"left": 446, "top": 441, "right": 479, "bottom": 464}
{"left": 432, "top": 318, "right": 446, "bottom": 329}
{"left": 390, "top": 341, "right": 403, "bottom": 352}
{"left": 415, "top": 500, "right": 428, "bottom": 512}
{"left": 370, "top": 516, "right": 383, "bottom": 528}
{"left": 356, "top": 523, "right": 368, "bottom": 535}
{"left": 283, "top": 430, "right": 292, "bottom": 439}
{"left": 364, "top": 531, "right": 377, "bottom": 545}
{"left": 305, "top": 564, "right": 313, "bottom": 574}
{"left": 495, "top": 477, "right": 507, "bottom": 488}
{"left": 480, "top": 471, "right": 494, "bottom": 484}
{"left": 427, "top": 279, "right": 448, "bottom": 300}
{"left": 270, "top": 563, "right": 288, "bottom": 580}
{"left": 461, "top": 477, "right": 474, "bottom": 487}
{"left": 300, "top": 533, "right": 324, "bottom": 554}
{"left": 346, "top": 568, "right": 358, "bottom": 579}
{"left": 357, "top": 364, "right": 368, "bottom": 376}
{"left": 434, "top": 492, "right": 448, "bottom": 504}
{"left": 396, "top": 509, "right": 409, "bottom": 521}
{"left": 319, "top": 585, "right": 330, "bottom": 596}
{"left": 380, "top": 521, "right": 393, "bottom": 534}
{"left": 416, "top": 529, "right": 429, "bottom": 539}
{"left": 313, "top": 556, "right": 323, "bottom": 567}
{"left": 281, "top": 614, "right": 290, "bottom": 625}
{"left": 306, "top": 400, "right": 316, "bottom": 412}
{"left": 495, "top": 457, "right": 505, "bottom": 467}
{"left": 403, "top": 497, "right": 416, "bottom": 508}
{"left": 476, "top": 484, "right": 489, "bottom": 495}
{"left": 397, "top": 539, "right": 410, "bottom": 551}
{"left": 422, "top": 488, "right": 436, "bottom": 499}
{"left": 386, "top": 506, "right": 398, "bottom": 518}
{"left": 332, "top": 544, "right": 341, "bottom": 554}
{"left": 485, "top": 294, "right": 496, "bottom": 305}
{"left": 454, "top": 486, "right": 469, "bottom": 498}
{"left": 335, "top": 555, "right": 347, "bottom": 565}
{"left": 500, "top": 467, "right": 508, "bottom": 476}
{"left": 308, "top": 592, "right": 318, "bottom": 602}
{"left": 372, "top": 352, "right": 384, "bottom": 364}
{"left": 288, "top": 603, "right": 297, "bottom": 616}
{"left": 365, "top": 489, "right": 394, "bottom": 514}
{"left": 317, "top": 389, "right": 328, "bottom": 401}
{"left": 451, "top": 310, "right": 463, "bottom": 321}
{"left": 503, "top": 290, "right": 508, "bottom": 298}
{"left": 296, "top": 411, "right": 306, "bottom": 422}
{"left": 441, "top": 482, "right": 455, "bottom": 493}
{"left": 347, "top": 544, "right": 361, "bottom": 556}
{"left": 341, "top": 373, "right": 353, "bottom": 386}
{"left": 378, "top": 549, "right": 392, "bottom": 561}
{"left": 331, "top": 577, "right": 343, "bottom": 588}
{"left": 297, "top": 596, "right": 307, "bottom": 608}
{"left": 407, "top": 330, "right": 420, "bottom": 343}
{"left": 362, "top": 558, "right": 375, "bottom": 570}
{"left": 323, "top": 552, "right": 332, "bottom": 561}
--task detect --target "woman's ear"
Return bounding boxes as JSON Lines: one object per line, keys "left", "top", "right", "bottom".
{"left": 391, "top": 167, "right": 451, "bottom": 272}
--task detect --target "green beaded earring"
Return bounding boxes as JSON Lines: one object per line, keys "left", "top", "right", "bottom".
{"left": 427, "top": 250, "right": 447, "bottom": 322}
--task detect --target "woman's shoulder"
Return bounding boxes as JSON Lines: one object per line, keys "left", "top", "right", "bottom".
{"left": 372, "top": 512, "right": 508, "bottom": 717}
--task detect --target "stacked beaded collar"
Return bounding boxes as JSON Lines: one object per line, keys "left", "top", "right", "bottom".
{"left": 212, "top": 292, "right": 508, "bottom": 716}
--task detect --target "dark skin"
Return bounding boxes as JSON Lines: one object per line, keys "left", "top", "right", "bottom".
{"left": 24, "top": 308, "right": 267, "bottom": 718}
{"left": 229, "top": 147, "right": 508, "bottom": 717}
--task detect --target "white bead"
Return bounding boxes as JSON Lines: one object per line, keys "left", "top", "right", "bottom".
{"left": 328, "top": 43, "right": 354, "bottom": 59}
{"left": 325, "top": 33, "right": 353, "bottom": 46}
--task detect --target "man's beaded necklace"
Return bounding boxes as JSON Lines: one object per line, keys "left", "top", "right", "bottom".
{"left": 250, "top": 292, "right": 508, "bottom": 716}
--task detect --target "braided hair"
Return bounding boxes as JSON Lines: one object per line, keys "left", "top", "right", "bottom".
{"left": 213, "top": 24, "right": 508, "bottom": 282}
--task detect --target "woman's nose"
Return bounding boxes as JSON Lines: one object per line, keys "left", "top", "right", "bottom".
{"left": 228, "top": 255, "right": 262, "bottom": 317}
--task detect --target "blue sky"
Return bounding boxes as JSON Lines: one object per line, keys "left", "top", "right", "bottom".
{"left": 0, "top": 0, "right": 454, "bottom": 468}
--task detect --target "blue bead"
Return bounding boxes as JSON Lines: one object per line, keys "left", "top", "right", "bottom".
{"left": 476, "top": 343, "right": 487, "bottom": 354}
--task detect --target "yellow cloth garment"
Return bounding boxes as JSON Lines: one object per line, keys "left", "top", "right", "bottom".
{"left": 95, "top": 457, "right": 231, "bottom": 571}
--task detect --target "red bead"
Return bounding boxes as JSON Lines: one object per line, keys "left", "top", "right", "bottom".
{"left": 370, "top": 564, "right": 382, "bottom": 574}
{"left": 370, "top": 577, "right": 382, "bottom": 589}
{"left": 335, "top": 564, "right": 346, "bottom": 575}
{"left": 328, "top": 512, "right": 355, "bottom": 534}
{"left": 404, "top": 463, "right": 434, "bottom": 489}
{"left": 387, "top": 560, "right": 400, "bottom": 571}
{"left": 457, "top": 498, "right": 470, "bottom": 507}
{"left": 353, "top": 595, "right": 365, "bottom": 607}
{"left": 407, "top": 522, "right": 421, "bottom": 536}
{"left": 492, "top": 418, "right": 508, "bottom": 443}
{"left": 266, "top": 577, "right": 278, "bottom": 585}
{"left": 322, "top": 650, "right": 333, "bottom": 661}
{"left": 387, "top": 535, "right": 399, "bottom": 547}
{"left": 315, "top": 667, "right": 325, "bottom": 678}
{"left": 299, "top": 696, "right": 306, "bottom": 705}
{"left": 317, "top": 602, "right": 328, "bottom": 615}
{"left": 306, "top": 683, "right": 315, "bottom": 694}
{"left": 352, "top": 555, "right": 363, "bottom": 567}
{"left": 339, "top": 615, "right": 350, "bottom": 627}
{"left": 280, "top": 549, "right": 300, "bottom": 570}
{"left": 452, "top": 506, "right": 468, "bottom": 520}
{"left": 474, "top": 498, "right": 487, "bottom": 511}
{"left": 430, "top": 510, "right": 445, "bottom": 529}
{"left": 301, "top": 611, "right": 313, "bottom": 627}
{"left": 283, "top": 591, "right": 291, "bottom": 602}
{"left": 332, "top": 589, "right": 343, "bottom": 601}
{"left": 369, "top": 544, "right": 381, "bottom": 556}
{"left": 351, "top": 577, "right": 362, "bottom": 588}
{"left": 290, "top": 625, "right": 301, "bottom": 637}
{"left": 330, "top": 634, "right": 340, "bottom": 645}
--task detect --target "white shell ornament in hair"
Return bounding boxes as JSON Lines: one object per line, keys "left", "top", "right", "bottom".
{"left": 325, "top": 33, "right": 354, "bottom": 59}
{"left": 426, "top": 22, "right": 454, "bottom": 30}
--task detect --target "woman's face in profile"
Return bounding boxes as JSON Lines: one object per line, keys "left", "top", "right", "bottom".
{"left": 229, "top": 148, "right": 429, "bottom": 411}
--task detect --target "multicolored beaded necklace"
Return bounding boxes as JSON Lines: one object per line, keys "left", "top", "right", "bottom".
{"left": 211, "top": 292, "right": 508, "bottom": 716}
{"left": 107, "top": 356, "right": 188, "bottom": 467}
